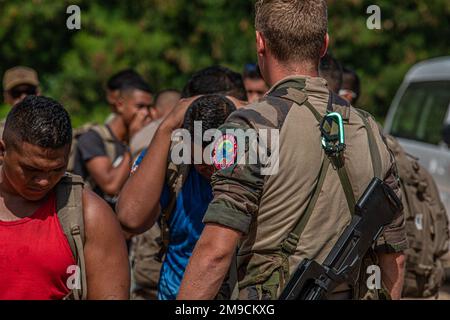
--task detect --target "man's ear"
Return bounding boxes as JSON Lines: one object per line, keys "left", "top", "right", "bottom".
{"left": 256, "top": 31, "right": 266, "bottom": 58}
{"left": 149, "top": 107, "right": 159, "bottom": 121}
{"left": 106, "top": 89, "right": 119, "bottom": 105}
{"left": 115, "top": 95, "right": 126, "bottom": 114}
{"left": 106, "top": 91, "right": 114, "bottom": 105}
{"left": 0, "top": 140, "right": 6, "bottom": 162}
{"left": 4, "top": 91, "right": 13, "bottom": 106}
{"left": 320, "top": 33, "right": 330, "bottom": 58}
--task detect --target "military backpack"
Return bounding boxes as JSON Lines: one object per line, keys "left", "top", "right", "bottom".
{"left": 386, "top": 135, "right": 449, "bottom": 298}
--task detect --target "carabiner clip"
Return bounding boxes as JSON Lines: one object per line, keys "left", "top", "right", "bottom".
{"left": 321, "top": 112, "right": 346, "bottom": 155}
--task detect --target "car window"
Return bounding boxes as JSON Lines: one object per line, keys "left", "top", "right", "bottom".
{"left": 390, "top": 81, "right": 450, "bottom": 145}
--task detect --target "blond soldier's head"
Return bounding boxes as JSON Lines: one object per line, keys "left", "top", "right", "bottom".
{"left": 255, "top": 0, "right": 329, "bottom": 85}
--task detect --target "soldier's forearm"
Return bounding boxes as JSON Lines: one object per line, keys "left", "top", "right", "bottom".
{"left": 178, "top": 224, "right": 241, "bottom": 300}
{"left": 177, "top": 251, "right": 229, "bottom": 300}
{"left": 378, "top": 252, "right": 406, "bottom": 300}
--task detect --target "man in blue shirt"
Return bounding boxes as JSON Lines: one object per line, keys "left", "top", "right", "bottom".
{"left": 118, "top": 94, "right": 237, "bottom": 299}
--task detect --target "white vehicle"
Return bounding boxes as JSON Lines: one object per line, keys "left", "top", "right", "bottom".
{"left": 384, "top": 56, "right": 450, "bottom": 217}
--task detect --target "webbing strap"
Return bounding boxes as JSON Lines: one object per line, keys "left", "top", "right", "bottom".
{"left": 336, "top": 164, "right": 356, "bottom": 215}
{"left": 270, "top": 88, "right": 322, "bottom": 122}
{"left": 72, "top": 225, "right": 88, "bottom": 300}
{"left": 281, "top": 157, "right": 331, "bottom": 254}
{"left": 322, "top": 94, "right": 356, "bottom": 214}
{"left": 91, "top": 125, "right": 117, "bottom": 162}
{"left": 56, "top": 174, "right": 87, "bottom": 300}
{"left": 157, "top": 162, "right": 191, "bottom": 260}
{"left": 326, "top": 91, "right": 334, "bottom": 113}
{"left": 157, "top": 193, "right": 177, "bottom": 261}
{"left": 303, "top": 101, "right": 323, "bottom": 123}
{"left": 271, "top": 87, "right": 356, "bottom": 255}
{"left": 356, "top": 111, "right": 383, "bottom": 179}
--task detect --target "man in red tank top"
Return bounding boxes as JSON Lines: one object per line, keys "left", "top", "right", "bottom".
{"left": 0, "top": 96, "right": 130, "bottom": 299}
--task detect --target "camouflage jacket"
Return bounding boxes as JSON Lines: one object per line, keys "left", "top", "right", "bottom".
{"left": 203, "top": 76, "right": 407, "bottom": 300}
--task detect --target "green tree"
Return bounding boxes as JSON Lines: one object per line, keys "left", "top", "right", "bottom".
{"left": 1, "top": 0, "right": 449, "bottom": 125}
{"left": 328, "top": 0, "right": 450, "bottom": 118}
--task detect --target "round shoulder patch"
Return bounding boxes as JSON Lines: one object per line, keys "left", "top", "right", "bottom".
{"left": 212, "top": 134, "right": 237, "bottom": 170}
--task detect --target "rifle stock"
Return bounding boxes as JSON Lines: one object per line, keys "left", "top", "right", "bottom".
{"left": 279, "top": 177, "right": 403, "bottom": 300}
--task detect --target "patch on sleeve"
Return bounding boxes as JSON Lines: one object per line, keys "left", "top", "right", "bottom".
{"left": 212, "top": 134, "right": 237, "bottom": 170}
{"left": 130, "top": 149, "right": 147, "bottom": 175}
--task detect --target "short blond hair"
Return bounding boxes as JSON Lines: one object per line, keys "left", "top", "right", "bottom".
{"left": 255, "top": 0, "right": 328, "bottom": 63}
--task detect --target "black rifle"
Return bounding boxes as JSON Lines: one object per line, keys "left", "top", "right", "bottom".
{"left": 279, "top": 177, "right": 403, "bottom": 300}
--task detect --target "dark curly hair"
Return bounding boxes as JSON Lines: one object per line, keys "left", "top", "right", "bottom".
{"left": 3, "top": 95, "right": 72, "bottom": 150}
{"left": 181, "top": 66, "right": 247, "bottom": 101}
{"left": 183, "top": 94, "right": 237, "bottom": 148}
{"left": 106, "top": 69, "right": 142, "bottom": 91}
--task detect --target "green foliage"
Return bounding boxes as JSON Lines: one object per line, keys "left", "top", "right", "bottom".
{"left": 328, "top": 0, "right": 450, "bottom": 117}
{"left": 0, "top": 0, "right": 449, "bottom": 124}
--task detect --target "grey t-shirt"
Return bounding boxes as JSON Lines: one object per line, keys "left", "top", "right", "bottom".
{"left": 130, "top": 119, "right": 162, "bottom": 161}
{"left": 73, "top": 125, "right": 127, "bottom": 205}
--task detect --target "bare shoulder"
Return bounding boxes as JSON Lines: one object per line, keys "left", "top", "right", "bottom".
{"left": 80, "top": 187, "right": 130, "bottom": 299}
{"left": 81, "top": 188, "right": 123, "bottom": 240}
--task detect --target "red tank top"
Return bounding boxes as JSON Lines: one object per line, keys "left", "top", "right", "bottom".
{"left": 0, "top": 192, "right": 76, "bottom": 300}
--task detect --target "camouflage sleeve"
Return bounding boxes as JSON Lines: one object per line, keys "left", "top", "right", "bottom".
{"left": 202, "top": 120, "right": 266, "bottom": 235}
{"left": 375, "top": 157, "right": 409, "bottom": 254}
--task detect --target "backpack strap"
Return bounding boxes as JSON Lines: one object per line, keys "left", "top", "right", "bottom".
{"left": 319, "top": 94, "right": 356, "bottom": 214}
{"left": 85, "top": 125, "right": 119, "bottom": 190}
{"left": 270, "top": 88, "right": 356, "bottom": 253}
{"left": 281, "top": 156, "right": 331, "bottom": 254}
{"left": 56, "top": 173, "right": 87, "bottom": 300}
{"left": 271, "top": 87, "right": 356, "bottom": 210}
{"left": 354, "top": 109, "right": 383, "bottom": 179}
{"left": 91, "top": 125, "right": 117, "bottom": 163}
{"left": 67, "top": 122, "right": 101, "bottom": 173}
{"left": 270, "top": 87, "right": 322, "bottom": 122}
{"left": 67, "top": 149, "right": 76, "bottom": 174}
{"left": 157, "top": 158, "right": 191, "bottom": 261}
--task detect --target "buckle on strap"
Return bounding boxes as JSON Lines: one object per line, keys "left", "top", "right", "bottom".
{"left": 71, "top": 225, "right": 81, "bottom": 236}
{"left": 321, "top": 112, "right": 346, "bottom": 159}
{"left": 281, "top": 233, "right": 300, "bottom": 254}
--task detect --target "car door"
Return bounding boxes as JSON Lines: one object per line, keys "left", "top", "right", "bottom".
{"left": 386, "top": 81, "right": 450, "bottom": 214}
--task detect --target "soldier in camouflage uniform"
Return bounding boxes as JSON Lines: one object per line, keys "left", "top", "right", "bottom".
{"left": 178, "top": 0, "right": 407, "bottom": 300}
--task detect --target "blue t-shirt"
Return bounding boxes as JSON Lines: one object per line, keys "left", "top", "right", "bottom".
{"left": 132, "top": 151, "right": 213, "bottom": 300}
